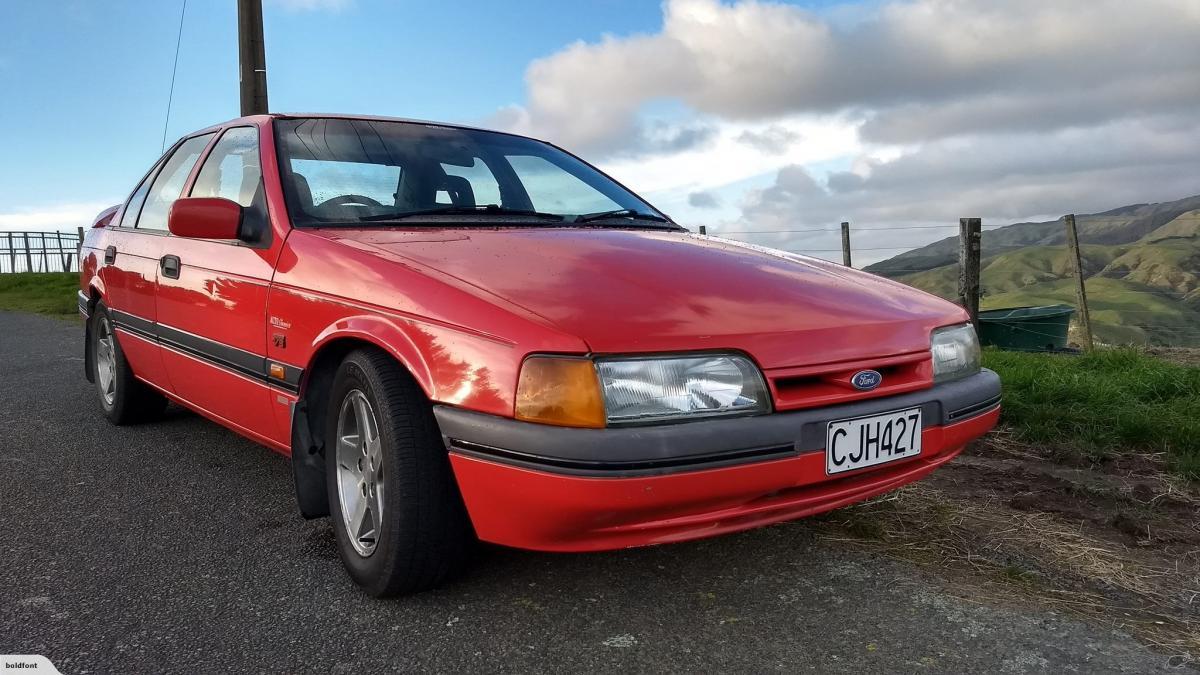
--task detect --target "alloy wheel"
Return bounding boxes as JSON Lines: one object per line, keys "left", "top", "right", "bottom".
{"left": 335, "top": 389, "right": 385, "bottom": 557}
{"left": 95, "top": 316, "right": 117, "bottom": 406}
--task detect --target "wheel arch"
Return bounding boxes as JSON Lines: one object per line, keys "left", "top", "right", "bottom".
{"left": 290, "top": 323, "right": 435, "bottom": 519}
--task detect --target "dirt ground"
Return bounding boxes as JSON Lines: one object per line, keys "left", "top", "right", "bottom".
{"left": 1146, "top": 347, "right": 1200, "bottom": 367}
{"left": 807, "top": 431, "right": 1200, "bottom": 667}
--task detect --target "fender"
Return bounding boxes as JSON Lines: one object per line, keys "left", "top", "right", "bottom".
{"left": 307, "top": 314, "right": 435, "bottom": 399}
{"left": 290, "top": 314, "right": 436, "bottom": 519}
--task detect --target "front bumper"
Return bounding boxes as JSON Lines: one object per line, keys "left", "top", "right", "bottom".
{"left": 435, "top": 369, "right": 1000, "bottom": 551}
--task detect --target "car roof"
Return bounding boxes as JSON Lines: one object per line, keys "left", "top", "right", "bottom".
{"left": 195, "top": 112, "right": 542, "bottom": 144}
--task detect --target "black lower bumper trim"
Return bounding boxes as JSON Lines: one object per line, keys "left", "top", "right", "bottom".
{"left": 451, "top": 438, "right": 798, "bottom": 473}
{"left": 436, "top": 369, "right": 1002, "bottom": 477}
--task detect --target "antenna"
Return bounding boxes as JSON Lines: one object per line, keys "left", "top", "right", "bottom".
{"left": 161, "top": 0, "right": 188, "bottom": 153}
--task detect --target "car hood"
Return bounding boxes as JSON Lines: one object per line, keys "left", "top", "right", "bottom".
{"left": 311, "top": 227, "right": 966, "bottom": 368}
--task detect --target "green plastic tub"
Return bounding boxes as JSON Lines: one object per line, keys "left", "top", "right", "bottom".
{"left": 977, "top": 305, "right": 1075, "bottom": 352}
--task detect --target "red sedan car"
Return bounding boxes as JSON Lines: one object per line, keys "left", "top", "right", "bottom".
{"left": 80, "top": 114, "right": 1000, "bottom": 596}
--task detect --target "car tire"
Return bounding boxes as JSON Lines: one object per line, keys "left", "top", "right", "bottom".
{"left": 324, "top": 347, "right": 474, "bottom": 596}
{"left": 89, "top": 301, "right": 168, "bottom": 425}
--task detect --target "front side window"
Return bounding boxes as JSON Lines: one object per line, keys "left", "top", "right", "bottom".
{"left": 274, "top": 117, "right": 669, "bottom": 228}
{"left": 190, "top": 127, "right": 261, "bottom": 207}
{"left": 137, "top": 133, "right": 214, "bottom": 231}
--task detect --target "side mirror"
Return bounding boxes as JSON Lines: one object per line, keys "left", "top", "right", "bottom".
{"left": 168, "top": 197, "right": 243, "bottom": 240}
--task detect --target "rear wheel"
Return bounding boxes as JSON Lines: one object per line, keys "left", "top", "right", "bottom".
{"left": 89, "top": 302, "right": 167, "bottom": 425}
{"left": 325, "top": 348, "right": 473, "bottom": 596}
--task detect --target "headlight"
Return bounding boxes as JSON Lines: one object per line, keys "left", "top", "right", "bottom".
{"left": 931, "top": 323, "right": 981, "bottom": 383}
{"left": 595, "top": 354, "right": 769, "bottom": 424}
{"left": 515, "top": 353, "right": 771, "bottom": 427}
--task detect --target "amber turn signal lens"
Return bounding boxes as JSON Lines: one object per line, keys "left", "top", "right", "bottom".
{"left": 515, "top": 356, "right": 606, "bottom": 428}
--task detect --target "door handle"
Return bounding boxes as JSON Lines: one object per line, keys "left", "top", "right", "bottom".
{"left": 104, "top": 245, "right": 117, "bottom": 265}
{"left": 160, "top": 254, "right": 181, "bottom": 279}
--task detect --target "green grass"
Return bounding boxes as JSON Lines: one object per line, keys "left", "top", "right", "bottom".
{"left": 984, "top": 348, "right": 1200, "bottom": 479}
{"left": 0, "top": 272, "right": 79, "bottom": 316}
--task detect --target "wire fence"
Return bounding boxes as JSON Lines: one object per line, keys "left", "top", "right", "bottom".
{"left": 1, "top": 230, "right": 84, "bottom": 274}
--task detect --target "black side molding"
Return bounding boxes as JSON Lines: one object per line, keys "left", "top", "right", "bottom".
{"left": 108, "top": 309, "right": 302, "bottom": 393}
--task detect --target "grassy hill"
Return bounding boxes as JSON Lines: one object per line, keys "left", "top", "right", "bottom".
{"left": 866, "top": 198, "right": 1200, "bottom": 346}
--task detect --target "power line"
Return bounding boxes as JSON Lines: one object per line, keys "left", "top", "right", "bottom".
{"left": 713, "top": 224, "right": 963, "bottom": 235}
{"left": 160, "top": 0, "right": 188, "bottom": 153}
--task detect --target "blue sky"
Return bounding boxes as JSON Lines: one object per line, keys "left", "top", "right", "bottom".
{"left": 3, "top": 0, "right": 1196, "bottom": 265}
{"left": 0, "top": 1, "right": 663, "bottom": 210}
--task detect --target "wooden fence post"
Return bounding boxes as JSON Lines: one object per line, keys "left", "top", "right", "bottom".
{"left": 76, "top": 226, "right": 85, "bottom": 270}
{"left": 22, "top": 233, "right": 32, "bottom": 273}
{"left": 6, "top": 232, "right": 13, "bottom": 273}
{"left": 840, "top": 222, "right": 852, "bottom": 267}
{"left": 1063, "top": 214, "right": 1094, "bottom": 351}
{"left": 958, "top": 218, "right": 982, "bottom": 331}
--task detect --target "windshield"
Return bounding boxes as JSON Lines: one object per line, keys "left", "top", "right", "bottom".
{"left": 274, "top": 117, "right": 671, "bottom": 227}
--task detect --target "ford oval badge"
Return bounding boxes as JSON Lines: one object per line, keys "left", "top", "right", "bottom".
{"left": 851, "top": 370, "right": 883, "bottom": 391}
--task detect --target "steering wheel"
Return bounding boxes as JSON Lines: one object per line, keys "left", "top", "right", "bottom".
{"left": 317, "top": 194, "right": 384, "bottom": 209}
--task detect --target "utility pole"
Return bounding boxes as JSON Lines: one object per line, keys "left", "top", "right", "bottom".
{"left": 1064, "top": 214, "right": 1095, "bottom": 351}
{"left": 840, "top": 222, "right": 852, "bottom": 267}
{"left": 238, "top": 0, "right": 268, "bottom": 116}
{"left": 958, "top": 217, "right": 982, "bottom": 331}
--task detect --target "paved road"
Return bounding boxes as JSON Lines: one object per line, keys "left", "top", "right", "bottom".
{"left": 0, "top": 310, "right": 1174, "bottom": 673}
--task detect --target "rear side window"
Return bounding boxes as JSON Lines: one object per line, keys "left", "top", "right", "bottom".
{"left": 118, "top": 172, "right": 155, "bottom": 229}
{"left": 190, "top": 127, "right": 261, "bottom": 207}
{"left": 137, "top": 133, "right": 214, "bottom": 231}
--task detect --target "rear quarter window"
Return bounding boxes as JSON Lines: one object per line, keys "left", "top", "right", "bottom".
{"left": 136, "top": 133, "right": 215, "bottom": 231}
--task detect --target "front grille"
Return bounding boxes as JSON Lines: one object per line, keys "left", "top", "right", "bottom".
{"left": 766, "top": 350, "right": 933, "bottom": 411}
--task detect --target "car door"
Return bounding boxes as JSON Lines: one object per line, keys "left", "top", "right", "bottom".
{"left": 153, "top": 125, "right": 289, "bottom": 444}
{"left": 101, "top": 133, "right": 215, "bottom": 390}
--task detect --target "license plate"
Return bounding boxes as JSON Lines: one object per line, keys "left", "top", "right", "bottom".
{"left": 826, "top": 407, "right": 922, "bottom": 475}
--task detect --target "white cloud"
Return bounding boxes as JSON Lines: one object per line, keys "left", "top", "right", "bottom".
{"left": 0, "top": 202, "right": 118, "bottom": 233}
{"left": 494, "top": 0, "right": 1200, "bottom": 263}
{"left": 501, "top": 0, "right": 1200, "bottom": 152}
{"left": 598, "top": 114, "right": 861, "bottom": 204}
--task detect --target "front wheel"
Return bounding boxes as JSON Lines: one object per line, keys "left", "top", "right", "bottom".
{"left": 89, "top": 302, "right": 167, "bottom": 424}
{"left": 325, "top": 348, "right": 473, "bottom": 596}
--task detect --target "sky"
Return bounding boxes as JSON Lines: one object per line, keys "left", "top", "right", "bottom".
{"left": 2, "top": 0, "right": 1198, "bottom": 265}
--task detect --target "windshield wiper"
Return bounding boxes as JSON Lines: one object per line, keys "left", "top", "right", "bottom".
{"left": 356, "top": 204, "right": 565, "bottom": 222}
{"left": 573, "top": 209, "right": 673, "bottom": 225}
